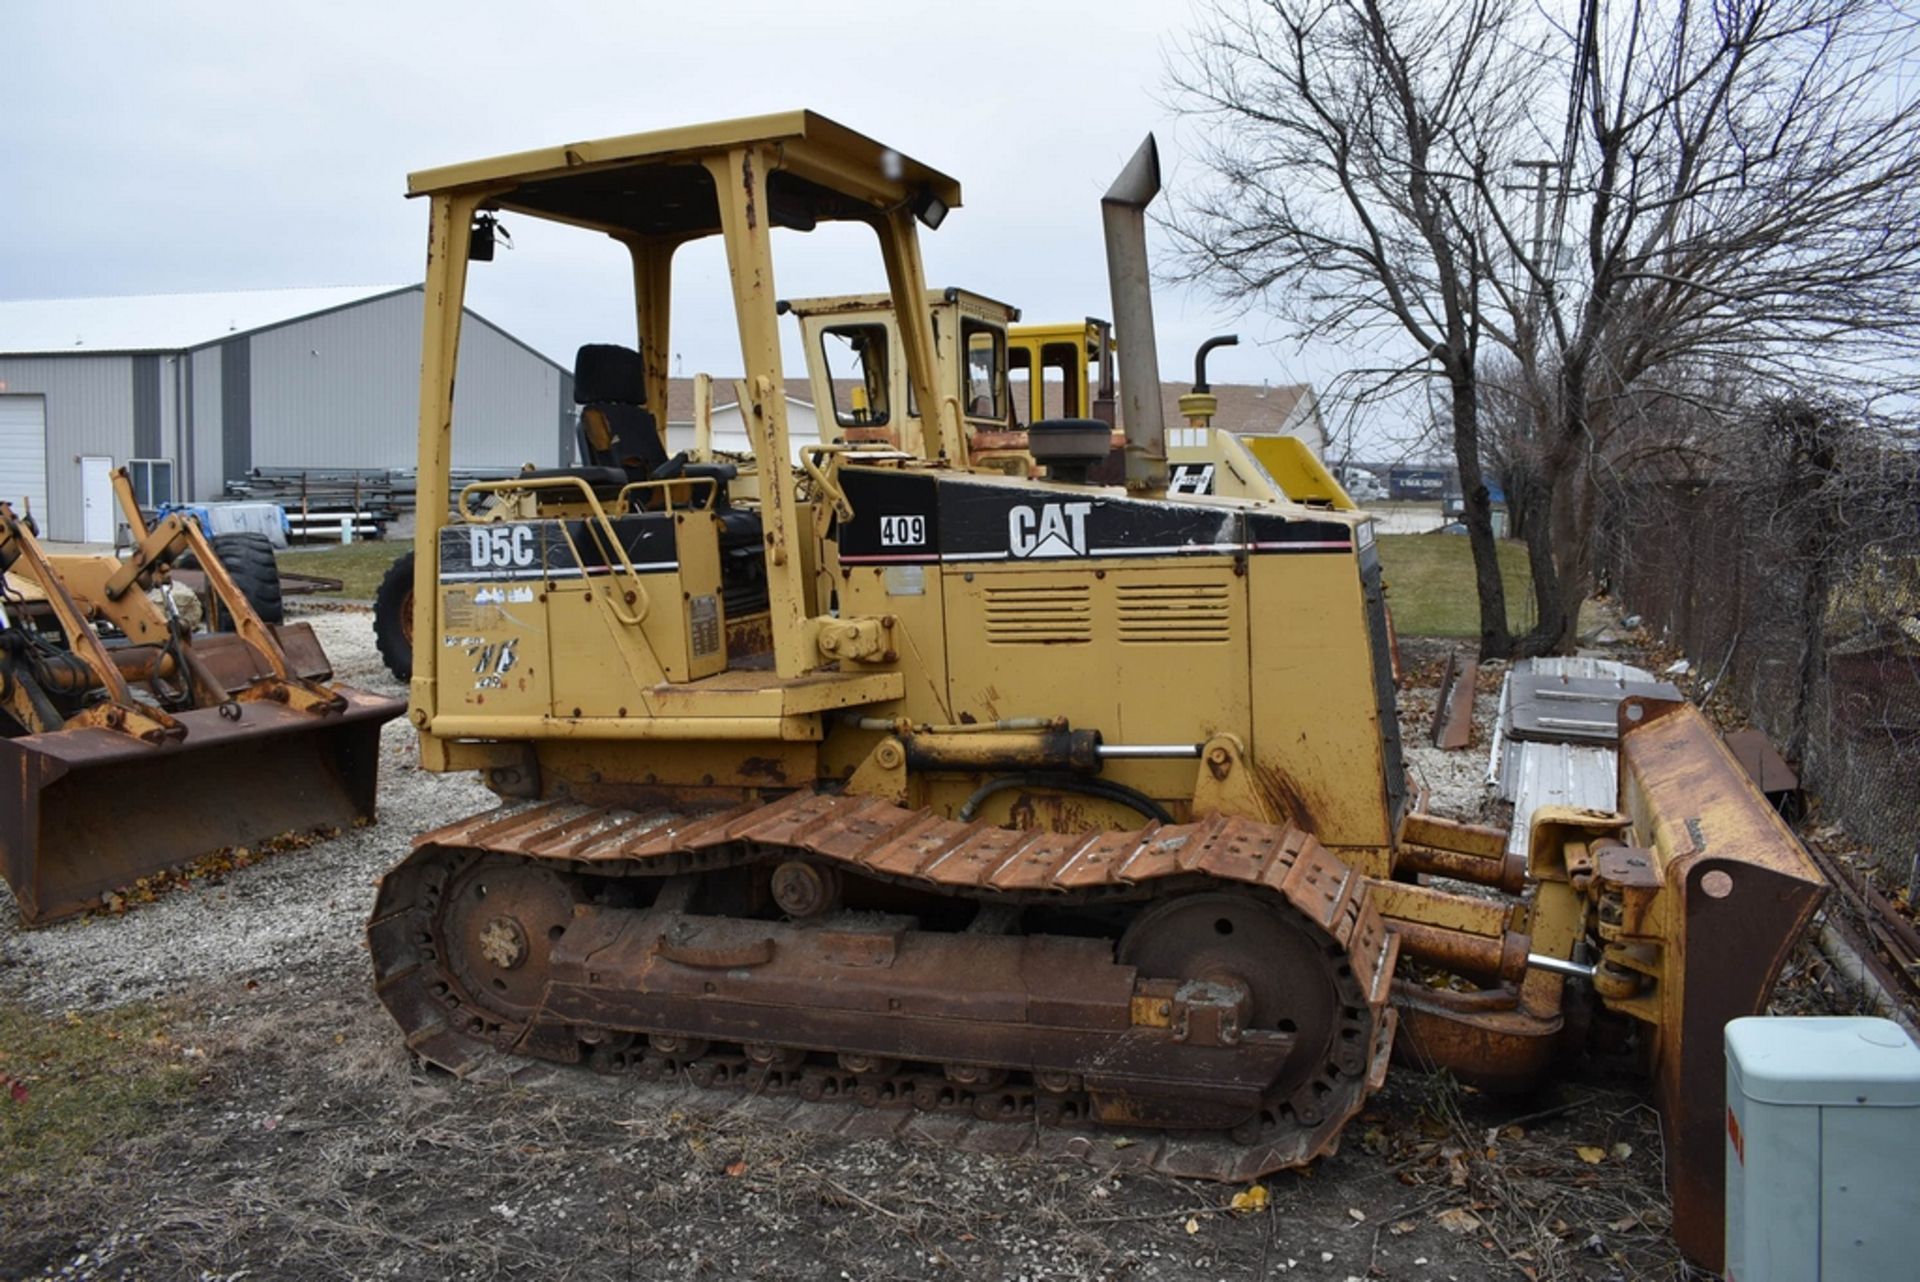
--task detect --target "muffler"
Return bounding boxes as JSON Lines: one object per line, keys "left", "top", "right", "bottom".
{"left": 1102, "top": 135, "right": 1169, "bottom": 492}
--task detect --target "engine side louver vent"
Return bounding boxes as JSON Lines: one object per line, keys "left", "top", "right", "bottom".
{"left": 1117, "top": 582, "right": 1232, "bottom": 644}
{"left": 983, "top": 583, "right": 1093, "bottom": 645}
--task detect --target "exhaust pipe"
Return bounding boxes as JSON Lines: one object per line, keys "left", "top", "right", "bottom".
{"left": 1102, "top": 135, "right": 1168, "bottom": 493}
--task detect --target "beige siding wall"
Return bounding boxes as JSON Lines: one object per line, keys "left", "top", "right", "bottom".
{"left": 0, "top": 355, "right": 136, "bottom": 541}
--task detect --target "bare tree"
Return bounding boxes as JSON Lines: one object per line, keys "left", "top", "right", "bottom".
{"left": 1166, "top": 0, "right": 1546, "bottom": 658}
{"left": 1170, "top": 0, "right": 1920, "bottom": 654}
{"left": 1488, "top": 0, "right": 1920, "bottom": 649}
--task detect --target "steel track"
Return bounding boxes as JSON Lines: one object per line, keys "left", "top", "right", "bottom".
{"left": 369, "top": 792, "right": 1399, "bottom": 1182}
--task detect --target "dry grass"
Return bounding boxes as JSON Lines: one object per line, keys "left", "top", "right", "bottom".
{"left": 0, "top": 1000, "right": 194, "bottom": 1183}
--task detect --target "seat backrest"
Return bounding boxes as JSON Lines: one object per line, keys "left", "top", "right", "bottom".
{"left": 575, "top": 343, "right": 668, "bottom": 479}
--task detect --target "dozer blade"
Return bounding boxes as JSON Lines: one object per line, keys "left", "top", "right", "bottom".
{"left": 1592, "top": 698, "right": 1827, "bottom": 1271}
{"left": 0, "top": 686, "right": 403, "bottom": 925}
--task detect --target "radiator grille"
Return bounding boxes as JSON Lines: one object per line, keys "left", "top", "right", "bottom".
{"left": 1117, "top": 581, "right": 1233, "bottom": 644}
{"left": 983, "top": 583, "right": 1093, "bottom": 645}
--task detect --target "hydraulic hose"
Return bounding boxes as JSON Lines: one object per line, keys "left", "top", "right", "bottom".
{"left": 956, "top": 772, "right": 1175, "bottom": 825}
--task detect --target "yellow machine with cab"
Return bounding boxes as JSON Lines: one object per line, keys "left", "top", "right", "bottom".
{"left": 368, "top": 112, "right": 1821, "bottom": 1271}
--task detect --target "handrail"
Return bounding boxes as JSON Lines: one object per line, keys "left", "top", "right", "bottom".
{"left": 454, "top": 476, "right": 648, "bottom": 626}
{"left": 615, "top": 475, "right": 720, "bottom": 513}
{"left": 799, "top": 446, "right": 857, "bottom": 521}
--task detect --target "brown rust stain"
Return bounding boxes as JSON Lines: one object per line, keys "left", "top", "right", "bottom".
{"left": 1254, "top": 762, "right": 1318, "bottom": 835}
{"left": 740, "top": 152, "right": 757, "bottom": 230}
{"left": 737, "top": 756, "right": 789, "bottom": 784}
{"left": 725, "top": 612, "right": 773, "bottom": 660}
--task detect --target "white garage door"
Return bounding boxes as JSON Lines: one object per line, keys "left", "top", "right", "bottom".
{"left": 0, "top": 395, "right": 49, "bottom": 527}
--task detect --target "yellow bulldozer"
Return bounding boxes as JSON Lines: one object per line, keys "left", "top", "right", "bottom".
{"left": 0, "top": 473, "right": 404, "bottom": 924}
{"left": 367, "top": 112, "right": 1824, "bottom": 1270}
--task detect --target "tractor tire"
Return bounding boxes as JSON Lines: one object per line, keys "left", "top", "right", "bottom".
{"left": 179, "top": 532, "right": 284, "bottom": 629}
{"left": 373, "top": 549, "right": 416, "bottom": 681}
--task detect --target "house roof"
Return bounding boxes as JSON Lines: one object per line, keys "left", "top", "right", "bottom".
{"left": 1148, "top": 382, "right": 1315, "bottom": 434}
{"left": 666, "top": 377, "right": 852, "bottom": 423}
{"left": 0, "top": 284, "right": 415, "bottom": 355}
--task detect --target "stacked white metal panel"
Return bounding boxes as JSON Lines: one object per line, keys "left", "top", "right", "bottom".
{"left": 1489, "top": 657, "right": 1673, "bottom": 857}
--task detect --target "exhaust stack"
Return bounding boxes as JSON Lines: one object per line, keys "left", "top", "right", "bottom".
{"left": 1102, "top": 135, "right": 1168, "bottom": 493}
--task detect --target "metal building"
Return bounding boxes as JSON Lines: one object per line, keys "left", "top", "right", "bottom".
{"left": 0, "top": 285, "right": 571, "bottom": 541}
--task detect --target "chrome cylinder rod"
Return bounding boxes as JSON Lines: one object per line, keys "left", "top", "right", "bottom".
{"left": 1526, "top": 953, "right": 1597, "bottom": 979}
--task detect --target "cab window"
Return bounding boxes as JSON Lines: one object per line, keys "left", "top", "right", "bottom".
{"left": 820, "top": 324, "right": 891, "bottom": 427}
{"left": 962, "top": 320, "right": 1005, "bottom": 421}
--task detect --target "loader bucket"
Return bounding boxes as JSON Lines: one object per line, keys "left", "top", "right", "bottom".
{"left": 0, "top": 686, "right": 404, "bottom": 925}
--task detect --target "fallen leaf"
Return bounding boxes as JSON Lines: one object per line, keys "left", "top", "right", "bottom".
{"left": 1434, "top": 1207, "right": 1480, "bottom": 1234}
{"left": 1347, "top": 1207, "right": 1366, "bottom": 1222}
{"left": 1185, "top": 1217, "right": 1201, "bottom": 1235}
{"left": 1608, "top": 1214, "right": 1641, "bottom": 1233}
{"left": 7, "top": 1077, "right": 26, "bottom": 1104}
{"left": 1575, "top": 1145, "right": 1608, "bottom": 1164}
{"left": 1610, "top": 1141, "right": 1633, "bottom": 1160}
{"left": 724, "top": 1159, "right": 748, "bottom": 1178}
{"left": 1112, "top": 1136, "right": 1135, "bottom": 1150}
{"left": 1389, "top": 1220, "right": 1417, "bottom": 1236}
{"left": 1229, "top": 1185, "right": 1269, "bottom": 1214}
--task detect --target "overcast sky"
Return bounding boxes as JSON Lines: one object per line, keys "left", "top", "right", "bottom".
{"left": 3, "top": 0, "right": 1422, "bottom": 458}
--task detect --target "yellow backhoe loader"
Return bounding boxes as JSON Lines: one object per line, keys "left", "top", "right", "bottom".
{"left": 367, "top": 113, "right": 1822, "bottom": 1270}
{"left": 0, "top": 473, "right": 404, "bottom": 924}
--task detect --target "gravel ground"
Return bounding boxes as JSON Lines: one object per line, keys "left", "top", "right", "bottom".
{"left": 1396, "top": 640, "right": 1508, "bottom": 827}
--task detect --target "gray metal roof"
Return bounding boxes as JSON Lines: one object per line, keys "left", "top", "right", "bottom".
{"left": 0, "top": 284, "right": 413, "bottom": 355}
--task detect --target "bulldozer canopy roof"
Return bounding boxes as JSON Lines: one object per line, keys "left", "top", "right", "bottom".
{"left": 406, "top": 110, "right": 962, "bottom": 240}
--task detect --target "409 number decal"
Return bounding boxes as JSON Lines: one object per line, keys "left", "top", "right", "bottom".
{"left": 879, "top": 514, "right": 927, "bottom": 547}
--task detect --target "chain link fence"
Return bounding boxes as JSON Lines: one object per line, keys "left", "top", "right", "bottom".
{"left": 1595, "top": 420, "right": 1919, "bottom": 874}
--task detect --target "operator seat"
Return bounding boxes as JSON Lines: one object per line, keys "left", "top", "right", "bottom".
{"left": 575, "top": 343, "right": 670, "bottom": 481}
{"left": 515, "top": 343, "right": 664, "bottom": 497}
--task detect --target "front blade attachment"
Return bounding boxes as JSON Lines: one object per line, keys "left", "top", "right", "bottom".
{"left": 1596, "top": 698, "right": 1827, "bottom": 1271}
{"left": 0, "top": 686, "right": 404, "bottom": 924}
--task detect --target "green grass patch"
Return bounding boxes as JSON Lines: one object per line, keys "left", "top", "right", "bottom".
{"left": 0, "top": 1001, "right": 194, "bottom": 1181}
{"left": 278, "top": 540, "right": 411, "bottom": 599}
{"left": 1377, "top": 533, "right": 1537, "bottom": 638}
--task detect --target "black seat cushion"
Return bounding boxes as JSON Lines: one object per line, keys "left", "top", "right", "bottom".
{"left": 575, "top": 344, "right": 647, "bottom": 405}
{"left": 583, "top": 402, "right": 670, "bottom": 478}
{"left": 520, "top": 465, "right": 629, "bottom": 494}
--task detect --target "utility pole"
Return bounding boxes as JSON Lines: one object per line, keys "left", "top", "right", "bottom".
{"left": 1504, "top": 159, "right": 1563, "bottom": 345}
{"left": 1508, "top": 160, "right": 1559, "bottom": 292}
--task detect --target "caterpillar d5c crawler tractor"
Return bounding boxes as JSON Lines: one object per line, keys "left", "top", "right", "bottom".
{"left": 0, "top": 474, "right": 404, "bottom": 924}
{"left": 369, "top": 113, "right": 1823, "bottom": 1269}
